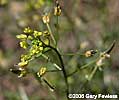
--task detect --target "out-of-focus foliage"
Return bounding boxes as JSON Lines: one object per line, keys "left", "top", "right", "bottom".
{"left": 0, "top": 0, "right": 119, "bottom": 100}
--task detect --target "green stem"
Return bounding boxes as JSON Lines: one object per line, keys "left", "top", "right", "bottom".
{"left": 88, "top": 65, "right": 98, "bottom": 81}
{"left": 67, "top": 59, "right": 98, "bottom": 77}
{"left": 45, "top": 45, "right": 69, "bottom": 99}
{"left": 42, "top": 78, "right": 55, "bottom": 91}
{"left": 56, "top": 16, "right": 58, "bottom": 31}
{"left": 41, "top": 54, "right": 49, "bottom": 61}
{"left": 56, "top": 16, "right": 59, "bottom": 46}
{"left": 46, "top": 69, "right": 62, "bottom": 72}
{"left": 67, "top": 68, "right": 78, "bottom": 77}
{"left": 46, "top": 23, "right": 56, "bottom": 46}
{"left": 80, "top": 59, "right": 97, "bottom": 69}
{"left": 61, "top": 52, "right": 84, "bottom": 56}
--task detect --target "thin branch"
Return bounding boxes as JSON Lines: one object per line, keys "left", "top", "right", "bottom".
{"left": 42, "top": 78, "right": 55, "bottom": 91}
{"left": 46, "top": 23, "right": 56, "bottom": 46}
{"left": 67, "top": 59, "right": 98, "bottom": 77}
{"left": 45, "top": 44, "right": 69, "bottom": 99}
{"left": 46, "top": 69, "right": 62, "bottom": 72}
{"left": 88, "top": 65, "right": 98, "bottom": 81}
{"left": 105, "top": 40, "right": 116, "bottom": 54}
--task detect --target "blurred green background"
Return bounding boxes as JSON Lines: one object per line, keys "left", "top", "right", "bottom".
{"left": 0, "top": 0, "right": 119, "bottom": 100}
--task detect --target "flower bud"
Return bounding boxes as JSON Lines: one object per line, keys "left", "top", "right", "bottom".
{"left": 16, "top": 34, "right": 27, "bottom": 39}
{"left": 54, "top": 0, "right": 61, "bottom": 16}
{"left": 42, "top": 14, "right": 50, "bottom": 24}
{"left": 24, "top": 27, "right": 33, "bottom": 34}
{"left": 54, "top": 6, "right": 61, "bottom": 16}
{"left": 85, "top": 50, "right": 97, "bottom": 57}
{"left": 18, "top": 61, "right": 28, "bottom": 67}
{"left": 20, "top": 41, "right": 28, "bottom": 49}
{"left": 37, "top": 67, "right": 46, "bottom": 77}
{"left": 33, "top": 31, "right": 42, "bottom": 38}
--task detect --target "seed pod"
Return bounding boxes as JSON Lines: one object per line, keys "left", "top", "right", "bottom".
{"left": 85, "top": 50, "right": 97, "bottom": 57}
{"left": 54, "top": 0, "right": 61, "bottom": 16}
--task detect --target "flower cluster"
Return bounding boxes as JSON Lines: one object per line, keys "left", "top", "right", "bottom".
{"left": 11, "top": 27, "right": 50, "bottom": 78}
{"left": 10, "top": 0, "right": 62, "bottom": 84}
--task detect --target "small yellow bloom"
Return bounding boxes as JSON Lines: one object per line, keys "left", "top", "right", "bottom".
{"left": 16, "top": 34, "right": 27, "bottom": 39}
{"left": 37, "top": 67, "right": 46, "bottom": 77}
{"left": 18, "top": 61, "right": 28, "bottom": 67}
{"left": 39, "top": 47, "right": 43, "bottom": 51}
{"left": 33, "top": 31, "right": 42, "bottom": 38}
{"left": 32, "top": 49, "right": 37, "bottom": 54}
{"left": 30, "top": 45, "right": 42, "bottom": 55}
{"left": 28, "top": 35, "right": 33, "bottom": 40}
{"left": 42, "top": 14, "right": 50, "bottom": 24}
{"left": 18, "top": 69, "right": 27, "bottom": 78}
{"left": 24, "top": 27, "right": 33, "bottom": 34}
{"left": 20, "top": 41, "right": 28, "bottom": 49}
{"left": 39, "top": 42, "right": 42, "bottom": 46}
{"left": 21, "top": 54, "right": 31, "bottom": 62}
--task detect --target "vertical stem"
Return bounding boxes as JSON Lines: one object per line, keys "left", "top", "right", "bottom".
{"left": 56, "top": 16, "right": 59, "bottom": 34}
{"left": 46, "top": 45, "right": 69, "bottom": 99}
{"left": 46, "top": 23, "right": 56, "bottom": 46}
{"left": 56, "top": 16, "right": 59, "bottom": 46}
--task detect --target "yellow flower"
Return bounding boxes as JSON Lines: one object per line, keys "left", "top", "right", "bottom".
{"left": 24, "top": 27, "right": 33, "bottom": 34}
{"left": 39, "top": 41, "right": 42, "bottom": 46}
{"left": 18, "top": 68, "right": 27, "bottom": 78}
{"left": 33, "top": 31, "right": 42, "bottom": 38}
{"left": 28, "top": 35, "right": 33, "bottom": 40}
{"left": 29, "top": 45, "right": 43, "bottom": 55}
{"left": 21, "top": 54, "right": 31, "bottom": 62}
{"left": 16, "top": 34, "right": 27, "bottom": 39}
{"left": 39, "top": 47, "right": 43, "bottom": 51}
{"left": 37, "top": 67, "right": 46, "bottom": 77}
{"left": 18, "top": 61, "right": 28, "bottom": 67}
{"left": 20, "top": 41, "right": 28, "bottom": 49}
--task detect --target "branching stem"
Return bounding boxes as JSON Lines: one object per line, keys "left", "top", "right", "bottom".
{"left": 45, "top": 45, "right": 69, "bottom": 99}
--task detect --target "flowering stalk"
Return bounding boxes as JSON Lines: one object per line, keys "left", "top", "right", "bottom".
{"left": 43, "top": 43, "right": 69, "bottom": 98}
{"left": 10, "top": 0, "right": 116, "bottom": 99}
